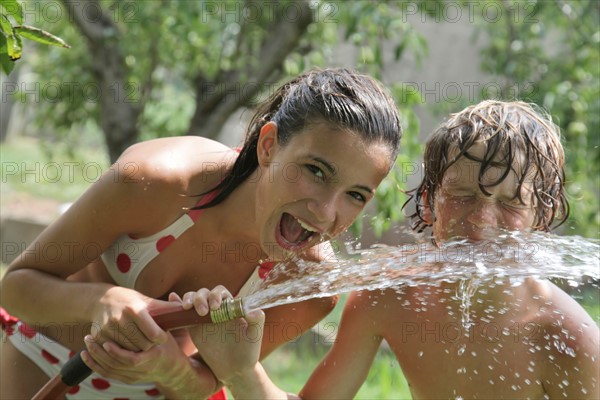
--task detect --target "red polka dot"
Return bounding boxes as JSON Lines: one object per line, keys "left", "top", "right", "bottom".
{"left": 258, "top": 261, "right": 275, "bottom": 280}
{"left": 18, "top": 323, "right": 36, "bottom": 338}
{"left": 187, "top": 208, "right": 203, "bottom": 222}
{"left": 68, "top": 385, "right": 80, "bottom": 395}
{"left": 156, "top": 235, "right": 175, "bottom": 253}
{"left": 68, "top": 350, "right": 76, "bottom": 358}
{"left": 208, "top": 388, "right": 228, "bottom": 399}
{"left": 116, "top": 253, "right": 131, "bottom": 273}
{"left": 92, "top": 378, "right": 111, "bottom": 390}
{"left": 0, "top": 307, "right": 19, "bottom": 333}
{"left": 41, "top": 349, "right": 59, "bottom": 364}
{"left": 145, "top": 388, "right": 161, "bottom": 396}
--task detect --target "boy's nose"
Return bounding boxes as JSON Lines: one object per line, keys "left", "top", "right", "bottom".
{"left": 466, "top": 200, "right": 498, "bottom": 228}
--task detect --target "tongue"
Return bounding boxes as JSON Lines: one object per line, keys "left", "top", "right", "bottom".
{"left": 280, "top": 213, "right": 305, "bottom": 244}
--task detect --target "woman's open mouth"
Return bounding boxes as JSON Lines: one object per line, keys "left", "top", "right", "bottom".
{"left": 275, "top": 212, "right": 319, "bottom": 250}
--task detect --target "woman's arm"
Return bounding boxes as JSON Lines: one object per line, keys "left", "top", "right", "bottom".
{"left": 1, "top": 158, "right": 170, "bottom": 347}
{"left": 1, "top": 143, "right": 224, "bottom": 396}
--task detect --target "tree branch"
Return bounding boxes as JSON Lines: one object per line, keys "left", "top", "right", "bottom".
{"left": 187, "top": 0, "right": 314, "bottom": 138}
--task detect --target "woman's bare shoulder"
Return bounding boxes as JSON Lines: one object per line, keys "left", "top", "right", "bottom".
{"left": 79, "top": 137, "right": 237, "bottom": 237}
{"left": 114, "top": 137, "right": 236, "bottom": 193}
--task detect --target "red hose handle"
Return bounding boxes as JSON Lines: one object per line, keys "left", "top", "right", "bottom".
{"left": 31, "top": 305, "right": 211, "bottom": 400}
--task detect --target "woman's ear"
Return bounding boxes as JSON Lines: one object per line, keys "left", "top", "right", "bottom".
{"left": 421, "top": 189, "right": 434, "bottom": 225}
{"left": 257, "top": 121, "right": 278, "bottom": 166}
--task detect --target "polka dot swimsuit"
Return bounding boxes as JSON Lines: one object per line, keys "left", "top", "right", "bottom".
{"left": 2, "top": 188, "right": 274, "bottom": 399}
{"left": 101, "top": 191, "right": 218, "bottom": 289}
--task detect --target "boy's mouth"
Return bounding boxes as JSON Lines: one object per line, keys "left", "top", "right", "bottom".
{"left": 276, "top": 212, "right": 319, "bottom": 250}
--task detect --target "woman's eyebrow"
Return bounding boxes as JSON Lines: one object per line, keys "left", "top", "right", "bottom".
{"left": 309, "top": 155, "right": 336, "bottom": 175}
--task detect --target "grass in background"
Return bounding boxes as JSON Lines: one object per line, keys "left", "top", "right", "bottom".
{"left": 262, "top": 294, "right": 412, "bottom": 399}
{"left": 1, "top": 136, "right": 108, "bottom": 203}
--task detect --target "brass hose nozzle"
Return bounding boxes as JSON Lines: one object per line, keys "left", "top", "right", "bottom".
{"left": 209, "top": 297, "right": 246, "bottom": 324}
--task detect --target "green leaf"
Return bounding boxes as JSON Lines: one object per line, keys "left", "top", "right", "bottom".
{"left": 0, "top": 14, "right": 11, "bottom": 35}
{"left": 0, "top": 0, "right": 22, "bottom": 24}
{"left": 0, "top": 51, "right": 14, "bottom": 74}
{"left": 15, "top": 25, "right": 71, "bottom": 48}
{"left": 1, "top": 31, "right": 15, "bottom": 73}
{"left": 394, "top": 41, "right": 406, "bottom": 60}
{"left": 5, "top": 30, "right": 20, "bottom": 60}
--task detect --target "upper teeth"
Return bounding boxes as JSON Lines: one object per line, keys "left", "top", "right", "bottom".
{"left": 298, "top": 219, "right": 317, "bottom": 232}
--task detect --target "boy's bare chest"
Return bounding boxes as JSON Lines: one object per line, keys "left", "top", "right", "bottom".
{"left": 386, "top": 305, "right": 547, "bottom": 399}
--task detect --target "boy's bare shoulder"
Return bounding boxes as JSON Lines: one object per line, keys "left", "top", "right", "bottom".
{"left": 520, "top": 278, "right": 598, "bottom": 337}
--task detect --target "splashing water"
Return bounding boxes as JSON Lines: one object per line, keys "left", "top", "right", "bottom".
{"left": 241, "top": 231, "right": 600, "bottom": 314}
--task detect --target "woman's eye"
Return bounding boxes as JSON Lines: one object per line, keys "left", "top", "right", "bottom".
{"left": 348, "top": 191, "right": 366, "bottom": 203}
{"left": 306, "top": 165, "right": 325, "bottom": 180}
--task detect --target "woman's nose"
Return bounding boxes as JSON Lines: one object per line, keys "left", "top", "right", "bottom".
{"left": 307, "top": 193, "right": 338, "bottom": 225}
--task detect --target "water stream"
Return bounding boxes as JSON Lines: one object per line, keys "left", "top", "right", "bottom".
{"left": 242, "top": 230, "right": 599, "bottom": 314}
{"left": 242, "top": 230, "right": 599, "bottom": 398}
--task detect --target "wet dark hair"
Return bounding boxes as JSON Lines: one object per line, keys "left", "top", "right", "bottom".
{"left": 194, "top": 67, "right": 402, "bottom": 209}
{"left": 405, "top": 100, "right": 569, "bottom": 232}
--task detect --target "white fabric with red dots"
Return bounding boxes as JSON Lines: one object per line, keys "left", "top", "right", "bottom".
{"left": 6, "top": 321, "right": 164, "bottom": 399}
{"left": 100, "top": 192, "right": 217, "bottom": 289}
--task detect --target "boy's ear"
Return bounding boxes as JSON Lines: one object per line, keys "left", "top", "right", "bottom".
{"left": 421, "top": 189, "right": 434, "bottom": 224}
{"left": 257, "top": 122, "right": 279, "bottom": 166}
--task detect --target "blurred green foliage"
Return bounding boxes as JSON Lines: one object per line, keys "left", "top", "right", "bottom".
{"left": 7, "top": 0, "right": 598, "bottom": 238}
{"left": 474, "top": 0, "right": 600, "bottom": 238}
{"left": 0, "top": 0, "right": 70, "bottom": 74}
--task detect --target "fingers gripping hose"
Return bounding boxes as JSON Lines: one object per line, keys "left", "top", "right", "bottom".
{"left": 31, "top": 298, "right": 245, "bottom": 400}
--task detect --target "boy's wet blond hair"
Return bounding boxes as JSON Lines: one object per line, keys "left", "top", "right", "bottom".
{"left": 407, "top": 100, "right": 569, "bottom": 232}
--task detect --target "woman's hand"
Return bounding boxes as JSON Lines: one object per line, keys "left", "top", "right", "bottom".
{"left": 179, "top": 286, "right": 266, "bottom": 384}
{"left": 81, "top": 330, "right": 188, "bottom": 385}
{"left": 81, "top": 287, "right": 180, "bottom": 384}
{"left": 91, "top": 286, "right": 170, "bottom": 352}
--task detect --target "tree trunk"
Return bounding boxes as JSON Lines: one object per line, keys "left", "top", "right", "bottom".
{"left": 61, "top": 0, "right": 141, "bottom": 163}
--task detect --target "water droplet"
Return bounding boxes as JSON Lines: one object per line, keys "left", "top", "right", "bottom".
{"left": 418, "top": 351, "right": 424, "bottom": 357}
{"left": 457, "top": 345, "right": 466, "bottom": 356}
{"left": 499, "top": 375, "right": 506, "bottom": 381}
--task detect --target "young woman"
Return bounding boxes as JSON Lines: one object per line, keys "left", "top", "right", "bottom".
{"left": 0, "top": 68, "right": 402, "bottom": 399}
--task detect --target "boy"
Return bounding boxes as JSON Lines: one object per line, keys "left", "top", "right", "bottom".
{"left": 186, "top": 100, "right": 599, "bottom": 399}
